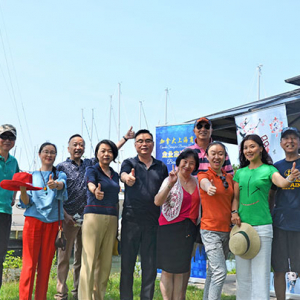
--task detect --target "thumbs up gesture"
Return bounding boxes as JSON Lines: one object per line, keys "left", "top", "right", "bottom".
{"left": 47, "top": 174, "right": 58, "bottom": 190}
{"left": 124, "top": 126, "right": 135, "bottom": 140}
{"left": 207, "top": 179, "right": 217, "bottom": 196}
{"left": 95, "top": 183, "right": 104, "bottom": 200}
{"left": 288, "top": 162, "right": 300, "bottom": 182}
{"left": 126, "top": 168, "right": 136, "bottom": 186}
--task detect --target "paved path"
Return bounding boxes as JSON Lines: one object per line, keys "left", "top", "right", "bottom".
{"left": 190, "top": 274, "right": 278, "bottom": 299}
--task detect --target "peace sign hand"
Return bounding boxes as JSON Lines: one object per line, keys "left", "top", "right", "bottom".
{"left": 168, "top": 164, "right": 178, "bottom": 187}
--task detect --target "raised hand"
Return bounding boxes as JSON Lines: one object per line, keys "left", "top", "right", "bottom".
{"left": 168, "top": 165, "right": 178, "bottom": 187}
{"left": 47, "top": 174, "right": 57, "bottom": 190}
{"left": 126, "top": 168, "right": 136, "bottom": 186}
{"left": 95, "top": 183, "right": 104, "bottom": 200}
{"left": 124, "top": 126, "right": 135, "bottom": 140}
{"left": 289, "top": 162, "right": 300, "bottom": 181}
{"left": 207, "top": 179, "right": 217, "bottom": 196}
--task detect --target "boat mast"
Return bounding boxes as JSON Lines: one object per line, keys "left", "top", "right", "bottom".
{"left": 109, "top": 95, "right": 112, "bottom": 139}
{"left": 165, "top": 88, "right": 169, "bottom": 125}
{"left": 257, "top": 65, "right": 263, "bottom": 100}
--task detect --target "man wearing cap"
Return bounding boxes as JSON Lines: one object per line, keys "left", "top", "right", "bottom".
{"left": 0, "top": 124, "right": 19, "bottom": 289}
{"left": 269, "top": 127, "right": 300, "bottom": 300}
{"left": 182, "top": 117, "right": 233, "bottom": 298}
{"left": 187, "top": 117, "right": 233, "bottom": 175}
{"left": 55, "top": 128, "right": 134, "bottom": 300}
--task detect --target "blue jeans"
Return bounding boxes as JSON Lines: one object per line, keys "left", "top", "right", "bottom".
{"left": 201, "top": 229, "right": 229, "bottom": 300}
{"left": 236, "top": 224, "right": 273, "bottom": 300}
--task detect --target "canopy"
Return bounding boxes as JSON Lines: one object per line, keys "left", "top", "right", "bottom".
{"left": 186, "top": 88, "right": 300, "bottom": 145}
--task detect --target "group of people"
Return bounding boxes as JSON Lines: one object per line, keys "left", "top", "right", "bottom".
{"left": 0, "top": 117, "right": 299, "bottom": 300}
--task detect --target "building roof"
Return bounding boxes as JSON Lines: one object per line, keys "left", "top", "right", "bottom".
{"left": 186, "top": 88, "right": 300, "bottom": 144}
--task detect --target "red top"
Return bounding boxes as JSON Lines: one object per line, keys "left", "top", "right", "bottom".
{"left": 159, "top": 187, "right": 200, "bottom": 226}
{"left": 198, "top": 167, "right": 233, "bottom": 232}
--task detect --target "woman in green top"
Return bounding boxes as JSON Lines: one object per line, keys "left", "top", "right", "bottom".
{"left": 231, "top": 134, "right": 300, "bottom": 300}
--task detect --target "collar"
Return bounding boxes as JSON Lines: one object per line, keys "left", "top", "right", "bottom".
{"left": 96, "top": 164, "right": 114, "bottom": 178}
{"left": 208, "top": 166, "right": 226, "bottom": 177}
{"left": 135, "top": 155, "right": 156, "bottom": 166}
{"left": 67, "top": 157, "right": 83, "bottom": 166}
{"left": 194, "top": 137, "right": 213, "bottom": 151}
{"left": 0, "top": 153, "right": 11, "bottom": 162}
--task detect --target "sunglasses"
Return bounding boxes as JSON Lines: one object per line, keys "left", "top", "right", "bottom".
{"left": 220, "top": 175, "right": 229, "bottom": 189}
{"left": 0, "top": 134, "right": 16, "bottom": 141}
{"left": 196, "top": 123, "right": 210, "bottom": 130}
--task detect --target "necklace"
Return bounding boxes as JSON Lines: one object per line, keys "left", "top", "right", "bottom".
{"left": 39, "top": 169, "right": 48, "bottom": 195}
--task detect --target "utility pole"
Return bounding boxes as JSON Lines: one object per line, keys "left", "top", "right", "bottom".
{"left": 257, "top": 65, "right": 263, "bottom": 101}
{"left": 81, "top": 109, "right": 84, "bottom": 136}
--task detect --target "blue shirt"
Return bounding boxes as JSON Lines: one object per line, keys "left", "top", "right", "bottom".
{"left": 0, "top": 153, "right": 19, "bottom": 214}
{"left": 21, "top": 170, "right": 67, "bottom": 223}
{"left": 272, "top": 158, "right": 300, "bottom": 231}
{"left": 57, "top": 158, "right": 96, "bottom": 216}
{"left": 84, "top": 164, "right": 119, "bottom": 216}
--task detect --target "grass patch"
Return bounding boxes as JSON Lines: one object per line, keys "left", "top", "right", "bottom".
{"left": 1, "top": 271, "right": 235, "bottom": 300}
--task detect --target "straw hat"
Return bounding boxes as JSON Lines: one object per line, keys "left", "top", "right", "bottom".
{"left": 0, "top": 172, "right": 43, "bottom": 191}
{"left": 229, "top": 223, "right": 261, "bottom": 259}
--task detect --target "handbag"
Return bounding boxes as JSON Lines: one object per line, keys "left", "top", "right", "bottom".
{"left": 55, "top": 200, "right": 67, "bottom": 250}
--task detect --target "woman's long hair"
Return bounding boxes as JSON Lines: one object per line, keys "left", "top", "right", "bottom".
{"left": 239, "top": 134, "right": 273, "bottom": 168}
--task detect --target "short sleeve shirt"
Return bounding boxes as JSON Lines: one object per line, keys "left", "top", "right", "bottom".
{"left": 234, "top": 164, "right": 278, "bottom": 226}
{"left": 272, "top": 158, "right": 300, "bottom": 231}
{"left": 198, "top": 167, "right": 234, "bottom": 232}
{"left": 0, "top": 154, "right": 19, "bottom": 214}
{"left": 121, "top": 156, "right": 168, "bottom": 225}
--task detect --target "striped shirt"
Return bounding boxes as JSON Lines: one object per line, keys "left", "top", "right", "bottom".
{"left": 187, "top": 141, "right": 234, "bottom": 175}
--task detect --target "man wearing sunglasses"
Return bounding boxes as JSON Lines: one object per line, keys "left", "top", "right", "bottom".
{"left": 188, "top": 117, "right": 233, "bottom": 175}
{"left": 0, "top": 124, "right": 19, "bottom": 289}
{"left": 183, "top": 117, "right": 233, "bottom": 298}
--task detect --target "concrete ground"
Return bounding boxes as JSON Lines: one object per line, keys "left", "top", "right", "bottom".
{"left": 190, "top": 274, "right": 278, "bottom": 299}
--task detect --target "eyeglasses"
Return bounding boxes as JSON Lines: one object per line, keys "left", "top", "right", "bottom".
{"left": 220, "top": 176, "right": 229, "bottom": 189}
{"left": 0, "top": 134, "right": 16, "bottom": 141}
{"left": 42, "top": 150, "right": 57, "bottom": 156}
{"left": 196, "top": 123, "right": 210, "bottom": 130}
{"left": 135, "top": 139, "right": 153, "bottom": 144}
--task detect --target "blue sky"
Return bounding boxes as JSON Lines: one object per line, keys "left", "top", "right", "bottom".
{"left": 1, "top": 1, "right": 299, "bottom": 170}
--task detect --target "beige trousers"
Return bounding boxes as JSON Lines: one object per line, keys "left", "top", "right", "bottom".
{"left": 78, "top": 214, "right": 117, "bottom": 300}
{"left": 55, "top": 220, "right": 82, "bottom": 300}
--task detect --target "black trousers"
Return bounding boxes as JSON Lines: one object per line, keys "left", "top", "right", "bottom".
{"left": 0, "top": 213, "right": 12, "bottom": 289}
{"left": 120, "top": 219, "right": 158, "bottom": 300}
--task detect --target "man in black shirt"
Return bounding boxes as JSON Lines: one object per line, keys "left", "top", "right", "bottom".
{"left": 120, "top": 129, "right": 168, "bottom": 300}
